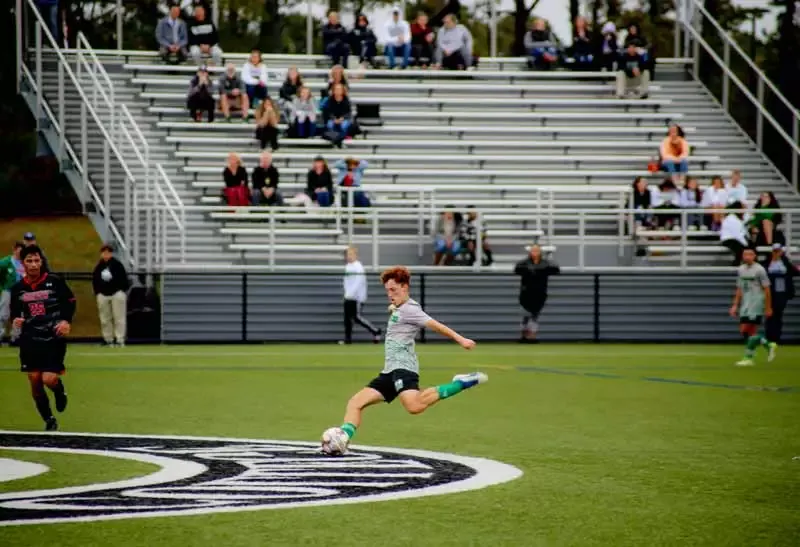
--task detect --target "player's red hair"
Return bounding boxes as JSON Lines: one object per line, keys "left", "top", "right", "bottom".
{"left": 380, "top": 266, "right": 411, "bottom": 286}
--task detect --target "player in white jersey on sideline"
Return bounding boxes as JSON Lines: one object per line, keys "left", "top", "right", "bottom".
{"left": 730, "top": 247, "right": 774, "bottom": 366}
{"left": 341, "top": 246, "right": 381, "bottom": 344}
{"left": 336, "top": 265, "right": 488, "bottom": 445}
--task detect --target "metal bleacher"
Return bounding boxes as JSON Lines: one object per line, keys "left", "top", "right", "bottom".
{"left": 36, "top": 47, "right": 800, "bottom": 270}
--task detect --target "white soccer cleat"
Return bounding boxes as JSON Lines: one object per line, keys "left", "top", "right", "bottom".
{"left": 735, "top": 358, "right": 755, "bottom": 367}
{"left": 767, "top": 343, "right": 777, "bottom": 362}
{"left": 453, "top": 372, "right": 489, "bottom": 389}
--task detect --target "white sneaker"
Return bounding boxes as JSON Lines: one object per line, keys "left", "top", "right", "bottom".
{"left": 767, "top": 342, "right": 777, "bottom": 362}
{"left": 453, "top": 372, "right": 489, "bottom": 389}
{"left": 735, "top": 358, "right": 754, "bottom": 367}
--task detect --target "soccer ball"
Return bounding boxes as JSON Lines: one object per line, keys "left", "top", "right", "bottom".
{"left": 320, "top": 427, "right": 349, "bottom": 456}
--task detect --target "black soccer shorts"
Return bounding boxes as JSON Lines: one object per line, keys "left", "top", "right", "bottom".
{"left": 19, "top": 341, "right": 67, "bottom": 374}
{"left": 739, "top": 316, "right": 763, "bottom": 326}
{"left": 367, "top": 369, "right": 420, "bottom": 404}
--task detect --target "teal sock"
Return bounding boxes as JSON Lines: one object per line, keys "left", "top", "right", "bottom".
{"left": 436, "top": 381, "right": 464, "bottom": 400}
{"left": 745, "top": 333, "right": 765, "bottom": 357}
{"left": 341, "top": 422, "right": 357, "bottom": 439}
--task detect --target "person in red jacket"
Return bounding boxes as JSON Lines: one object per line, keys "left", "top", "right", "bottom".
{"left": 410, "top": 12, "right": 435, "bottom": 68}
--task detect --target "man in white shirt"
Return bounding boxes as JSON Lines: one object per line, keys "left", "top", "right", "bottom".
{"left": 726, "top": 169, "right": 748, "bottom": 205}
{"left": 384, "top": 7, "right": 411, "bottom": 69}
{"left": 720, "top": 203, "right": 748, "bottom": 265}
{"left": 342, "top": 246, "right": 381, "bottom": 344}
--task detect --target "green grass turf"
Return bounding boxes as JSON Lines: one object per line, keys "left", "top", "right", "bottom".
{"left": 0, "top": 343, "right": 798, "bottom": 546}
{"left": 0, "top": 449, "right": 159, "bottom": 494}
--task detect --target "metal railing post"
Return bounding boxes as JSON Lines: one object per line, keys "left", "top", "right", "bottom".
{"left": 124, "top": 175, "right": 131, "bottom": 266}
{"left": 417, "top": 189, "right": 424, "bottom": 258}
{"left": 756, "top": 78, "right": 764, "bottom": 149}
{"left": 347, "top": 190, "right": 354, "bottom": 243}
{"left": 162, "top": 208, "right": 168, "bottom": 269}
{"left": 680, "top": 211, "right": 688, "bottom": 268}
{"left": 34, "top": 22, "right": 42, "bottom": 129}
{"left": 57, "top": 60, "right": 65, "bottom": 160}
{"left": 794, "top": 119, "right": 799, "bottom": 189}
{"left": 306, "top": 1, "right": 313, "bottom": 55}
{"left": 15, "top": 0, "right": 22, "bottom": 95}
{"left": 722, "top": 41, "right": 730, "bottom": 111}
{"left": 475, "top": 213, "right": 483, "bottom": 270}
{"left": 578, "top": 211, "right": 585, "bottom": 271}
{"left": 371, "top": 208, "right": 379, "bottom": 269}
{"left": 116, "top": 0, "right": 123, "bottom": 50}
{"left": 673, "top": 0, "right": 680, "bottom": 58}
{"left": 103, "top": 139, "right": 111, "bottom": 216}
{"left": 80, "top": 101, "right": 89, "bottom": 206}
{"left": 269, "top": 212, "right": 276, "bottom": 269}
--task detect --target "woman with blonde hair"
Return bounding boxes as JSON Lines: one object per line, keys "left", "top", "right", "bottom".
{"left": 254, "top": 99, "right": 280, "bottom": 151}
{"left": 291, "top": 86, "right": 318, "bottom": 138}
{"left": 222, "top": 152, "right": 249, "bottom": 206}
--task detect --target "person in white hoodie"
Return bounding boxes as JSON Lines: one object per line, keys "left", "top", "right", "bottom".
{"left": 241, "top": 48, "right": 269, "bottom": 108}
{"left": 342, "top": 246, "right": 381, "bottom": 344}
{"left": 720, "top": 203, "right": 749, "bottom": 265}
{"left": 726, "top": 169, "right": 748, "bottom": 205}
{"left": 384, "top": 7, "right": 411, "bottom": 69}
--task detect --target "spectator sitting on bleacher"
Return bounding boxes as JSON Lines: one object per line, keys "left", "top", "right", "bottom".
{"left": 319, "top": 65, "right": 349, "bottom": 111}
{"left": 384, "top": 7, "right": 412, "bottom": 69}
{"left": 188, "top": 6, "right": 222, "bottom": 66}
{"left": 720, "top": 202, "right": 748, "bottom": 266}
{"left": 222, "top": 152, "right": 249, "bottom": 206}
{"left": 434, "top": 14, "right": 473, "bottom": 71}
{"left": 156, "top": 4, "right": 189, "bottom": 64}
{"left": 242, "top": 48, "right": 269, "bottom": 108}
{"left": 279, "top": 66, "right": 303, "bottom": 121}
{"left": 218, "top": 63, "right": 249, "bottom": 122}
{"left": 631, "top": 176, "right": 653, "bottom": 228}
{"left": 726, "top": 169, "right": 748, "bottom": 205}
{"left": 251, "top": 151, "right": 283, "bottom": 206}
{"left": 350, "top": 14, "right": 378, "bottom": 68}
{"left": 598, "top": 22, "right": 619, "bottom": 71}
{"left": 187, "top": 65, "right": 214, "bottom": 122}
{"left": 570, "top": 16, "right": 594, "bottom": 71}
{"left": 680, "top": 177, "right": 703, "bottom": 230}
{"left": 652, "top": 178, "right": 680, "bottom": 230}
{"left": 617, "top": 43, "right": 649, "bottom": 99}
{"left": 335, "top": 158, "right": 371, "bottom": 207}
{"left": 322, "top": 83, "right": 353, "bottom": 146}
{"left": 306, "top": 156, "right": 334, "bottom": 207}
{"left": 660, "top": 124, "right": 689, "bottom": 184}
{"left": 290, "top": 86, "right": 318, "bottom": 138}
{"left": 323, "top": 11, "right": 350, "bottom": 67}
{"left": 749, "top": 192, "right": 781, "bottom": 246}
{"left": 411, "top": 12, "right": 435, "bottom": 68}
{"left": 524, "top": 19, "right": 559, "bottom": 70}
{"left": 702, "top": 175, "right": 728, "bottom": 230}
{"left": 460, "top": 206, "right": 493, "bottom": 266}
{"left": 434, "top": 209, "right": 462, "bottom": 265}
{"left": 254, "top": 99, "right": 280, "bottom": 151}
{"left": 623, "top": 23, "right": 649, "bottom": 65}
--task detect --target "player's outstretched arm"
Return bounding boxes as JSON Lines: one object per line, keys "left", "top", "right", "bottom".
{"left": 424, "top": 319, "right": 475, "bottom": 350}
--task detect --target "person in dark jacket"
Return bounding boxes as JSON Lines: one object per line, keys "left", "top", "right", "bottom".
{"left": 187, "top": 66, "right": 215, "bottom": 122}
{"left": 630, "top": 177, "right": 653, "bottom": 228}
{"left": 570, "top": 16, "right": 594, "bottom": 70}
{"left": 598, "top": 21, "right": 619, "bottom": 71}
{"left": 251, "top": 151, "right": 283, "bottom": 206}
{"left": 524, "top": 19, "right": 559, "bottom": 70}
{"left": 278, "top": 66, "right": 303, "bottom": 121}
{"left": 306, "top": 156, "right": 334, "bottom": 207}
{"left": 322, "top": 11, "right": 350, "bottom": 67}
{"left": 92, "top": 244, "right": 130, "bottom": 347}
{"left": 411, "top": 12, "right": 435, "bottom": 67}
{"left": 188, "top": 5, "right": 222, "bottom": 65}
{"left": 223, "top": 152, "right": 249, "bottom": 206}
{"left": 350, "top": 14, "right": 377, "bottom": 67}
{"left": 514, "top": 244, "right": 560, "bottom": 342}
{"left": 761, "top": 243, "right": 797, "bottom": 345}
{"left": 322, "top": 83, "right": 353, "bottom": 145}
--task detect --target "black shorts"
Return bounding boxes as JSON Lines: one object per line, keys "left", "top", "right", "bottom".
{"left": 367, "top": 369, "right": 420, "bottom": 404}
{"left": 520, "top": 296, "right": 546, "bottom": 320}
{"left": 19, "top": 342, "right": 67, "bottom": 374}
{"left": 739, "top": 316, "right": 763, "bottom": 326}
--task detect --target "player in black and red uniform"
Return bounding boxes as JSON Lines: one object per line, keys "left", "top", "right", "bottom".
{"left": 10, "top": 245, "right": 76, "bottom": 431}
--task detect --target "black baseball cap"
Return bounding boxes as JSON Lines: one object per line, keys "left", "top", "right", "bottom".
{"left": 23, "top": 232, "right": 35, "bottom": 241}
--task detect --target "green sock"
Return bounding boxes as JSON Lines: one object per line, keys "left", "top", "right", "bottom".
{"left": 745, "top": 333, "right": 766, "bottom": 357}
{"left": 436, "top": 381, "right": 464, "bottom": 400}
{"left": 341, "top": 422, "right": 357, "bottom": 439}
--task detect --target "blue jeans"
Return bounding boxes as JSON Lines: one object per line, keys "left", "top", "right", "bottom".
{"left": 387, "top": 43, "right": 411, "bottom": 68}
{"left": 663, "top": 159, "right": 689, "bottom": 174}
{"left": 295, "top": 118, "right": 315, "bottom": 138}
{"left": 316, "top": 191, "right": 332, "bottom": 207}
{"left": 37, "top": 4, "right": 59, "bottom": 42}
{"left": 246, "top": 84, "right": 268, "bottom": 107}
{"left": 327, "top": 119, "right": 351, "bottom": 139}
{"left": 325, "top": 42, "right": 350, "bottom": 67}
{"left": 434, "top": 237, "right": 461, "bottom": 254}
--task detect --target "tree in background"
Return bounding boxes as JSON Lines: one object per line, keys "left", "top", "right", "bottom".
{"left": 512, "top": 0, "right": 542, "bottom": 55}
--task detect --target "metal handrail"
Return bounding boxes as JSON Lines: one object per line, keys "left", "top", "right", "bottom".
{"left": 683, "top": 0, "right": 800, "bottom": 120}
{"left": 76, "top": 32, "right": 115, "bottom": 113}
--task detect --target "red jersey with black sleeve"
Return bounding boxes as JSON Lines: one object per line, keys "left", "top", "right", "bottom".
{"left": 9, "top": 273, "right": 76, "bottom": 344}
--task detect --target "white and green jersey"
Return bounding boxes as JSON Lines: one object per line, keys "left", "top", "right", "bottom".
{"left": 737, "top": 262, "right": 770, "bottom": 319}
{"left": 382, "top": 298, "right": 431, "bottom": 374}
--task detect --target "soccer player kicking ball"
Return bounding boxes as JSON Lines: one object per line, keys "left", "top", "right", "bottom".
{"left": 336, "top": 266, "right": 487, "bottom": 449}
{"left": 10, "top": 245, "right": 76, "bottom": 430}
{"left": 730, "top": 247, "right": 775, "bottom": 367}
